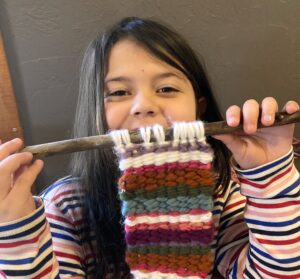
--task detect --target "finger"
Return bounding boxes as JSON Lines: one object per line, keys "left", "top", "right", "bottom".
{"left": 213, "top": 134, "right": 236, "bottom": 146}
{"left": 12, "top": 159, "right": 44, "bottom": 194}
{"left": 261, "top": 97, "right": 278, "bottom": 126}
{"left": 213, "top": 104, "right": 242, "bottom": 152}
{"left": 0, "top": 152, "right": 33, "bottom": 174}
{"left": 13, "top": 164, "right": 29, "bottom": 185}
{"left": 242, "top": 99, "right": 260, "bottom": 134}
{"left": 0, "top": 138, "right": 24, "bottom": 161}
{"left": 282, "top": 100, "right": 300, "bottom": 114}
{"left": 0, "top": 152, "right": 33, "bottom": 199}
{"left": 226, "top": 105, "right": 241, "bottom": 127}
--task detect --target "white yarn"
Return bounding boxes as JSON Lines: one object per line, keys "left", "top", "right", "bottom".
{"left": 194, "top": 121, "right": 206, "bottom": 143}
{"left": 120, "top": 129, "right": 132, "bottom": 146}
{"left": 109, "top": 129, "right": 133, "bottom": 153}
{"left": 174, "top": 122, "right": 188, "bottom": 144}
{"left": 110, "top": 121, "right": 212, "bottom": 170}
{"left": 187, "top": 122, "right": 196, "bottom": 145}
{"left": 131, "top": 270, "right": 211, "bottom": 279}
{"left": 140, "top": 126, "right": 152, "bottom": 148}
{"left": 125, "top": 211, "right": 213, "bottom": 226}
{"left": 173, "top": 121, "right": 206, "bottom": 144}
{"left": 152, "top": 124, "right": 166, "bottom": 144}
{"left": 110, "top": 121, "right": 206, "bottom": 147}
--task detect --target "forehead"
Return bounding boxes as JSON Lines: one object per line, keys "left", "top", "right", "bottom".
{"left": 106, "top": 39, "right": 186, "bottom": 79}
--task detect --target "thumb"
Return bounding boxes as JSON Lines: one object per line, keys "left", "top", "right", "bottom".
{"left": 212, "top": 134, "right": 244, "bottom": 155}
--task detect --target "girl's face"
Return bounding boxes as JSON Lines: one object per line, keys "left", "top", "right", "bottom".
{"left": 104, "top": 39, "right": 202, "bottom": 131}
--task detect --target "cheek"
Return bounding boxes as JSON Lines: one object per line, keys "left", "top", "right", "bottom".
{"left": 165, "top": 91, "right": 198, "bottom": 122}
{"left": 105, "top": 103, "right": 127, "bottom": 130}
{"left": 164, "top": 104, "right": 197, "bottom": 123}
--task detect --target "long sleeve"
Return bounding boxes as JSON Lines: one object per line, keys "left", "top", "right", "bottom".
{"left": 41, "top": 178, "right": 94, "bottom": 277}
{"left": 0, "top": 199, "right": 61, "bottom": 278}
{"left": 215, "top": 148, "right": 300, "bottom": 278}
{"left": 0, "top": 178, "right": 89, "bottom": 278}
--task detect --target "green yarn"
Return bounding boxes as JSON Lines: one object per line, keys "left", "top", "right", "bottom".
{"left": 121, "top": 193, "right": 213, "bottom": 215}
{"left": 119, "top": 184, "right": 214, "bottom": 201}
{"left": 127, "top": 245, "right": 211, "bottom": 256}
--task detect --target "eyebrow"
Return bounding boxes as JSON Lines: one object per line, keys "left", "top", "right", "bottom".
{"left": 105, "top": 72, "right": 186, "bottom": 84}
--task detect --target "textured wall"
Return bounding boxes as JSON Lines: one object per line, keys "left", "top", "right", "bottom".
{"left": 0, "top": 0, "right": 299, "bottom": 190}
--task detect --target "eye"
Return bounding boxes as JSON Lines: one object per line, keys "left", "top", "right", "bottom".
{"left": 105, "top": 90, "right": 130, "bottom": 97}
{"left": 157, "top": 87, "right": 179, "bottom": 94}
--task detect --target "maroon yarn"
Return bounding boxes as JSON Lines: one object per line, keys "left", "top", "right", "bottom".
{"left": 125, "top": 227, "right": 215, "bottom": 246}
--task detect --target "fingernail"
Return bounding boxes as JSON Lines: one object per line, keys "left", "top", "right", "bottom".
{"left": 264, "top": 115, "right": 272, "bottom": 122}
{"left": 247, "top": 124, "right": 256, "bottom": 133}
{"left": 228, "top": 117, "right": 238, "bottom": 125}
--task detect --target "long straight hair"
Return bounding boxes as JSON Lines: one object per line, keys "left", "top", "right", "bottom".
{"left": 70, "top": 17, "right": 231, "bottom": 278}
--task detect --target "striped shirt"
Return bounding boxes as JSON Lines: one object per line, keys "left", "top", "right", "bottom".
{"left": 0, "top": 148, "right": 299, "bottom": 278}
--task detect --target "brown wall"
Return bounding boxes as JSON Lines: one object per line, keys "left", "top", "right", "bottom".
{"left": 0, "top": 33, "right": 24, "bottom": 142}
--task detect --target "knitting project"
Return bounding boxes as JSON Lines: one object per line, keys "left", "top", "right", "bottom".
{"left": 110, "top": 122, "right": 216, "bottom": 279}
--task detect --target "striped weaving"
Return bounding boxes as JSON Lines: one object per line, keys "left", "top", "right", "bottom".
{"left": 111, "top": 122, "right": 216, "bottom": 279}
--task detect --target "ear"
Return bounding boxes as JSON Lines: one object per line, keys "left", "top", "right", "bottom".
{"left": 197, "top": 97, "right": 207, "bottom": 119}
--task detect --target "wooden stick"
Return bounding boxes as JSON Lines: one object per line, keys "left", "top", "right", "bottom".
{"left": 22, "top": 111, "right": 300, "bottom": 157}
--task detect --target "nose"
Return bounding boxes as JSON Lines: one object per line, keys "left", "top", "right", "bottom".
{"left": 130, "top": 92, "right": 158, "bottom": 117}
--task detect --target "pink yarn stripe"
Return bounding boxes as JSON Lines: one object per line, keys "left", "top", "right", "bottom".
{"left": 124, "top": 161, "right": 212, "bottom": 175}
{"left": 125, "top": 220, "right": 213, "bottom": 232}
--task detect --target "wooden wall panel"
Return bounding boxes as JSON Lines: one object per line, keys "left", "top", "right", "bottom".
{"left": 0, "top": 33, "right": 23, "bottom": 142}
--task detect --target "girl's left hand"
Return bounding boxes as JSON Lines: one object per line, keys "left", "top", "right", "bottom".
{"left": 213, "top": 97, "right": 299, "bottom": 169}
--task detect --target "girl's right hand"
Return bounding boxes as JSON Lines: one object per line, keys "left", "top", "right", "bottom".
{"left": 0, "top": 138, "right": 44, "bottom": 223}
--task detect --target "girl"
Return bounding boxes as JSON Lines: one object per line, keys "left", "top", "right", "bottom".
{"left": 0, "top": 17, "right": 299, "bottom": 278}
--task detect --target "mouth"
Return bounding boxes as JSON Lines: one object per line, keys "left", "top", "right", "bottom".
{"left": 129, "top": 125, "right": 155, "bottom": 132}
{"left": 129, "top": 119, "right": 172, "bottom": 132}
{"left": 107, "top": 126, "right": 154, "bottom": 134}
